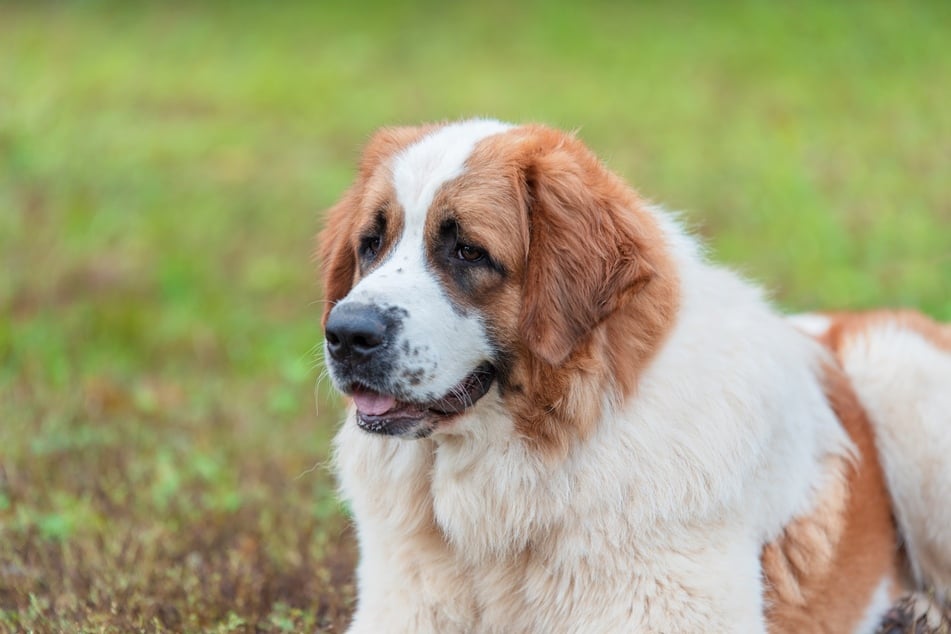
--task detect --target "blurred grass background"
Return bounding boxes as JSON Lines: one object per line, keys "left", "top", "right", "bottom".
{"left": 1, "top": 1, "right": 948, "bottom": 631}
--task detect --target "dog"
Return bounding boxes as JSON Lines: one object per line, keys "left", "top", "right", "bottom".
{"left": 318, "top": 120, "right": 951, "bottom": 633}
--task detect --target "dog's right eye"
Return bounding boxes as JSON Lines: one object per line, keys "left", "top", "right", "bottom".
{"left": 455, "top": 243, "right": 486, "bottom": 263}
{"left": 360, "top": 235, "right": 382, "bottom": 260}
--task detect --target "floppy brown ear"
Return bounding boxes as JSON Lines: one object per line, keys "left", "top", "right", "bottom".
{"left": 518, "top": 129, "right": 656, "bottom": 365}
{"left": 318, "top": 187, "right": 360, "bottom": 327}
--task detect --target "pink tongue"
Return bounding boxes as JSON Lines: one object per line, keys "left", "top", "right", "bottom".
{"left": 352, "top": 390, "right": 397, "bottom": 416}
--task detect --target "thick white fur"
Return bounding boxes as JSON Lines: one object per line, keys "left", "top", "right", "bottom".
{"left": 333, "top": 121, "right": 854, "bottom": 633}
{"left": 835, "top": 320, "right": 951, "bottom": 599}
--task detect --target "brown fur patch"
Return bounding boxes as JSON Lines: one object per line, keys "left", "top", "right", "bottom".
{"left": 424, "top": 159, "right": 528, "bottom": 323}
{"left": 763, "top": 361, "right": 900, "bottom": 633}
{"left": 821, "top": 310, "right": 951, "bottom": 355}
{"left": 319, "top": 186, "right": 361, "bottom": 327}
{"left": 814, "top": 308, "right": 951, "bottom": 604}
{"left": 454, "top": 126, "right": 680, "bottom": 456}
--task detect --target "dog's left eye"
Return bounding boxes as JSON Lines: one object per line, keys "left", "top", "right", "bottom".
{"left": 455, "top": 244, "right": 486, "bottom": 263}
{"left": 360, "top": 235, "right": 382, "bottom": 260}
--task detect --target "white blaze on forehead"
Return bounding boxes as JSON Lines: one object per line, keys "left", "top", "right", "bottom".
{"left": 391, "top": 119, "right": 514, "bottom": 224}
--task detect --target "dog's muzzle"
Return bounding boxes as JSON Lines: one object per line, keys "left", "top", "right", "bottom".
{"left": 323, "top": 302, "right": 496, "bottom": 438}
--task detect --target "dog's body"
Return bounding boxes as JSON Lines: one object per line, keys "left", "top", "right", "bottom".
{"left": 319, "top": 120, "right": 951, "bottom": 633}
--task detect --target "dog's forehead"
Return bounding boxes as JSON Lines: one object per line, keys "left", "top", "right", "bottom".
{"left": 390, "top": 119, "right": 513, "bottom": 225}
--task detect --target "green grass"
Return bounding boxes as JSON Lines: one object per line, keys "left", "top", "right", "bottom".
{"left": 1, "top": 1, "right": 949, "bottom": 631}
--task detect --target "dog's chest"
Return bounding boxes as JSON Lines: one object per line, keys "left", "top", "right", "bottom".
{"left": 338, "top": 418, "right": 768, "bottom": 632}
{"left": 427, "top": 443, "right": 766, "bottom": 632}
{"left": 457, "top": 525, "right": 765, "bottom": 633}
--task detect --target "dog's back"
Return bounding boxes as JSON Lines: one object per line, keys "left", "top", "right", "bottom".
{"left": 792, "top": 310, "right": 951, "bottom": 601}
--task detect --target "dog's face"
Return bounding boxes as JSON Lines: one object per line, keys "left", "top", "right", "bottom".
{"left": 320, "top": 120, "right": 675, "bottom": 441}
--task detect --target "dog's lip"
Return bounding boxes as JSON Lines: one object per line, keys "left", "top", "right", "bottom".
{"left": 349, "top": 362, "right": 497, "bottom": 435}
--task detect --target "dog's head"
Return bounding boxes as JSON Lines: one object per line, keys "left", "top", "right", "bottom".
{"left": 319, "top": 120, "right": 677, "bottom": 442}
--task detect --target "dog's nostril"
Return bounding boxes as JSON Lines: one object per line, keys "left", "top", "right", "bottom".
{"left": 351, "top": 333, "right": 383, "bottom": 351}
{"left": 324, "top": 303, "right": 391, "bottom": 362}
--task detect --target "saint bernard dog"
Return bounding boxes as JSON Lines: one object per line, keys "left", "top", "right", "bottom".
{"left": 318, "top": 119, "right": 951, "bottom": 633}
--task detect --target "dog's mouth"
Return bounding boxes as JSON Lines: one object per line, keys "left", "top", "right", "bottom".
{"left": 348, "top": 362, "right": 497, "bottom": 438}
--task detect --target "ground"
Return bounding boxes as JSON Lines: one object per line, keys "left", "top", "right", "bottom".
{"left": 1, "top": 1, "right": 949, "bottom": 632}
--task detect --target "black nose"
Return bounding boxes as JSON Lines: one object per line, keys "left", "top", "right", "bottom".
{"left": 325, "top": 303, "right": 390, "bottom": 363}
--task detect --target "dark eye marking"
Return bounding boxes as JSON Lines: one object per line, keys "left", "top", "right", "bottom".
{"left": 360, "top": 234, "right": 382, "bottom": 260}
{"left": 438, "top": 216, "right": 502, "bottom": 274}
{"left": 359, "top": 206, "right": 388, "bottom": 263}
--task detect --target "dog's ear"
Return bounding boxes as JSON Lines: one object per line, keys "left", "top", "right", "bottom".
{"left": 318, "top": 186, "right": 360, "bottom": 327}
{"left": 517, "top": 128, "right": 656, "bottom": 365}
